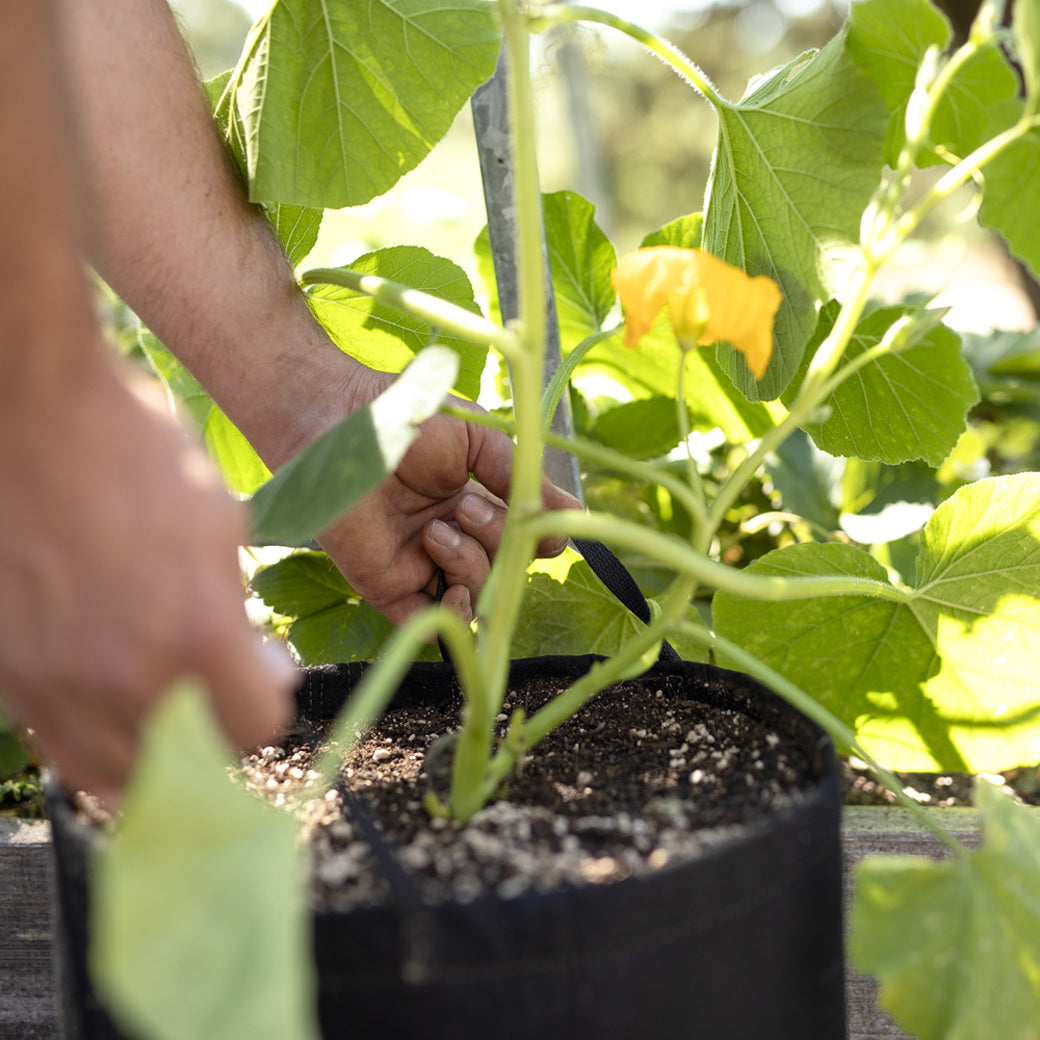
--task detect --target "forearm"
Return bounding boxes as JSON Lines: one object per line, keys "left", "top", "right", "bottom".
{"left": 54, "top": 0, "right": 370, "bottom": 468}
{"left": 0, "top": 3, "right": 99, "bottom": 400}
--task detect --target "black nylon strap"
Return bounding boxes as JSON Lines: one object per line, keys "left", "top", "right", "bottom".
{"left": 571, "top": 538, "right": 681, "bottom": 662}
{"left": 437, "top": 538, "right": 680, "bottom": 663}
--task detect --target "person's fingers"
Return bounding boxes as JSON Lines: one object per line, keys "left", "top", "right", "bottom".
{"left": 536, "top": 480, "right": 582, "bottom": 558}
{"left": 199, "top": 619, "right": 298, "bottom": 754}
{"left": 423, "top": 517, "right": 493, "bottom": 600}
{"left": 438, "top": 583, "right": 473, "bottom": 626}
{"left": 454, "top": 491, "right": 507, "bottom": 558}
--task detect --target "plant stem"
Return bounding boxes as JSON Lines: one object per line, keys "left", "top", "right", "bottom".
{"left": 523, "top": 510, "right": 912, "bottom": 603}
{"left": 300, "top": 267, "right": 522, "bottom": 360}
{"left": 309, "top": 606, "right": 478, "bottom": 794}
{"left": 482, "top": 575, "right": 699, "bottom": 796}
{"left": 676, "top": 347, "right": 710, "bottom": 552}
{"left": 530, "top": 4, "right": 726, "bottom": 110}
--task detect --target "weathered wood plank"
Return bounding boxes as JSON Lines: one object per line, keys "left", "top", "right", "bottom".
{"left": 842, "top": 806, "right": 985, "bottom": 1040}
{"left": 0, "top": 819, "right": 57, "bottom": 1039}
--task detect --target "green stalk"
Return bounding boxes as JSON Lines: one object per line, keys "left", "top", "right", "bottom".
{"left": 300, "top": 267, "right": 522, "bottom": 360}
{"left": 444, "top": 0, "right": 555, "bottom": 818}
{"left": 309, "top": 606, "right": 478, "bottom": 793}
{"left": 523, "top": 510, "right": 912, "bottom": 604}
{"left": 530, "top": 5, "right": 727, "bottom": 111}
{"left": 481, "top": 575, "right": 699, "bottom": 797}
{"left": 676, "top": 347, "right": 710, "bottom": 552}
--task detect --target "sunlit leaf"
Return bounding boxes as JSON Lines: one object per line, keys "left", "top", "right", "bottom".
{"left": 306, "top": 246, "right": 487, "bottom": 401}
{"left": 475, "top": 190, "right": 618, "bottom": 353}
{"left": 250, "top": 345, "right": 459, "bottom": 545}
{"left": 846, "top": 0, "right": 1019, "bottom": 166}
{"left": 851, "top": 780, "right": 1040, "bottom": 1040}
{"left": 701, "top": 32, "right": 888, "bottom": 400}
{"left": 206, "top": 71, "right": 322, "bottom": 266}
{"left": 230, "top": 0, "right": 500, "bottom": 209}
{"left": 788, "top": 301, "right": 978, "bottom": 466}
{"left": 714, "top": 474, "right": 1040, "bottom": 771}
{"left": 91, "top": 682, "right": 318, "bottom": 1040}
{"left": 581, "top": 325, "right": 782, "bottom": 441}
{"left": 1014, "top": 0, "right": 1040, "bottom": 113}
{"left": 979, "top": 108, "right": 1040, "bottom": 283}
{"left": 542, "top": 191, "right": 618, "bottom": 352}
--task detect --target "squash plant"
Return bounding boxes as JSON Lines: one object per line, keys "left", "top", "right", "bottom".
{"left": 91, "top": 1, "right": 1040, "bottom": 1038}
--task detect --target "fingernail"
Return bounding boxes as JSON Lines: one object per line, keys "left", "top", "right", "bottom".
{"left": 460, "top": 493, "right": 495, "bottom": 525}
{"left": 554, "top": 487, "right": 583, "bottom": 509}
{"left": 429, "top": 519, "right": 462, "bottom": 548}
{"left": 259, "top": 638, "right": 298, "bottom": 688}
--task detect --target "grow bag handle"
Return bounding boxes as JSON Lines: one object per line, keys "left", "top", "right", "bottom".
{"left": 571, "top": 538, "right": 680, "bottom": 662}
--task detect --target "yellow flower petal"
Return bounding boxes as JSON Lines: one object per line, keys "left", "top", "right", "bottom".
{"left": 611, "top": 246, "right": 782, "bottom": 379}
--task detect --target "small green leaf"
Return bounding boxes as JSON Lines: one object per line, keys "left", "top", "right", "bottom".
{"left": 511, "top": 549, "right": 651, "bottom": 658}
{"left": 252, "top": 552, "right": 353, "bottom": 618}
{"left": 233, "top": 0, "right": 501, "bottom": 209}
{"left": 91, "top": 682, "right": 318, "bottom": 1040}
{"left": 252, "top": 552, "right": 439, "bottom": 663}
{"left": 790, "top": 301, "right": 979, "bottom": 466}
{"left": 640, "top": 213, "right": 704, "bottom": 250}
{"left": 509, "top": 548, "right": 706, "bottom": 662}
{"left": 589, "top": 396, "right": 689, "bottom": 461}
{"left": 702, "top": 32, "right": 888, "bottom": 399}
{"left": 0, "top": 707, "right": 31, "bottom": 778}
{"left": 306, "top": 246, "right": 487, "bottom": 401}
{"left": 851, "top": 780, "right": 1040, "bottom": 1040}
{"left": 714, "top": 474, "right": 1040, "bottom": 771}
{"left": 250, "top": 345, "right": 459, "bottom": 546}
{"left": 542, "top": 191, "right": 618, "bottom": 353}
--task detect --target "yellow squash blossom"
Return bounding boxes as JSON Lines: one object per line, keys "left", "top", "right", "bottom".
{"left": 611, "top": 246, "right": 782, "bottom": 379}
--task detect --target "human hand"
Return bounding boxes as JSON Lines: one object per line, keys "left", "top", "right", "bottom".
{"left": 314, "top": 369, "right": 578, "bottom": 627}
{"left": 0, "top": 356, "right": 296, "bottom": 803}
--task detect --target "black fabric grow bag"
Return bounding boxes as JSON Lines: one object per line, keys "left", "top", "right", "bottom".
{"left": 47, "top": 654, "right": 847, "bottom": 1040}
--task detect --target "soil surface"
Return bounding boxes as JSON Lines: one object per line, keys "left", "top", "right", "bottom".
{"left": 239, "top": 671, "right": 821, "bottom": 911}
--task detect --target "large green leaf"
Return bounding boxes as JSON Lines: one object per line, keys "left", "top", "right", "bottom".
{"left": 250, "top": 345, "right": 459, "bottom": 545}
{"left": 851, "top": 780, "right": 1040, "bottom": 1040}
{"left": 92, "top": 682, "right": 318, "bottom": 1040}
{"left": 979, "top": 107, "right": 1040, "bottom": 283}
{"left": 714, "top": 473, "right": 1040, "bottom": 771}
{"left": 231, "top": 0, "right": 500, "bottom": 209}
{"left": 306, "top": 246, "right": 487, "bottom": 401}
{"left": 846, "top": 0, "right": 1019, "bottom": 166}
{"left": 206, "top": 71, "right": 322, "bottom": 267}
{"left": 789, "top": 301, "right": 978, "bottom": 466}
{"left": 701, "top": 32, "right": 888, "bottom": 401}
{"left": 1015, "top": 0, "right": 1040, "bottom": 114}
